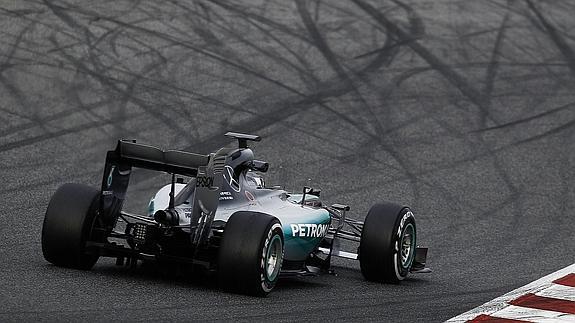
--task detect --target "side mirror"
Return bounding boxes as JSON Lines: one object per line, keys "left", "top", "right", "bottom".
{"left": 250, "top": 160, "right": 269, "bottom": 173}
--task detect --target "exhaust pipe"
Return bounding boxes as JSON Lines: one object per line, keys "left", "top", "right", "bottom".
{"left": 154, "top": 209, "right": 179, "bottom": 226}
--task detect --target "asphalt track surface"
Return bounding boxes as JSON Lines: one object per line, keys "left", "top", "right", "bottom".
{"left": 0, "top": 0, "right": 574, "bottom": 321}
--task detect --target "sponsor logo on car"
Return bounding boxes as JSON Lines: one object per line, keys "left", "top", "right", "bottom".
{"left": 245, "top": 190, "right": 256, "bottom": 201}
{"left": 290, "top": 223, "right": 329, "bottom": 238}
{"left": 107, "top": 166, "right": 115, "bottom": 188}
{"left": 196, "top": 175, "right": 214, "bottom": 187}
{"left": 181, "top": 207, "right": 192, "bottom": 218}
{"left": 223, "top": 165, "right": 241, "bottom": 192}
{"left": 219, "top": 191, "right": 234, "bottom": 201}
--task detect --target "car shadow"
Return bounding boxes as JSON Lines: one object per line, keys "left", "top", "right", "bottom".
{"left": 56, "top": 258, "right": 331, "bottom": 294}
{"left": 43, "top": 258, "right": 430, "bottom": 296}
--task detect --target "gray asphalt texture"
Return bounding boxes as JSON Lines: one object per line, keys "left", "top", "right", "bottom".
{"left": 1, "top": 0, "right": 574, "bottom": 321}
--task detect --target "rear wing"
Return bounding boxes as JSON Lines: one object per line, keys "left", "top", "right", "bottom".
{"left": 99, "top": 140, "right": 211, "bottom": 224}
{"left": 109, "top": 140, "right": 210, "bottom": 176}
{"left": 98, "top": 135, "right": 254, "bottom": 246}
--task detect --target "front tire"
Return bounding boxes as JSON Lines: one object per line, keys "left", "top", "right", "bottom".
{"left": 359, "top": 203, "right": 416, "bottom": 283}
{"left": 41, "top": 183, "right": 101, "bottom": 270}
{"left": 218, "top": 211, "right": 284, "bottom": 296}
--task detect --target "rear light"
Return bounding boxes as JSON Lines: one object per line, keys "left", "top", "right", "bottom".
{"left": 133, "top": 223, "right": 148, "bottom": 244}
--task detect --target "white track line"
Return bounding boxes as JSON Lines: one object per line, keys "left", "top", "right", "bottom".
{"left": 537, "top": 284, "right": 575, "bottom": 302}
{"left": 447, "top": 263, "right": 575, "bottom": 322}
{"left": 490, "top": 304, "right": 575, "bottom": 322}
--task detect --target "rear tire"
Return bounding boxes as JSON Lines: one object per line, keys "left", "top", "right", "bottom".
{"left": 359, "top": 203, "right": 416, "bottom": 283}
{"left": 218, "top": 211, "right": 284, "bottom": 296}
{"left": 41, "top": 183, "right": 101, "bottom": 270}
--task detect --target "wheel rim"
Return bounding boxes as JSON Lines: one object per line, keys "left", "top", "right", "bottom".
{"left": 265, "top": 234, "right": 282, "bottom": 281}
{"left": 399, "top": 223, "right": 415, "bottom": 269}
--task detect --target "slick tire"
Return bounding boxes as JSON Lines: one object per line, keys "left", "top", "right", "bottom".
{"left": 359, "top": 203, "right": 416, "bottom": 283}
{"left": 42, "top": 183, "right": 101, "bottom": 270}
{"left": 218, "top": 211, "right": 284, "bottom": 296}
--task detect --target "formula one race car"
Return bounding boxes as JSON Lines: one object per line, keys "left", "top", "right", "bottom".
{"left": 41, "top": 132, "right": 429, "bottom": 296}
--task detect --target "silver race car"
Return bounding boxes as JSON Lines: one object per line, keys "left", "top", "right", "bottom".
{"left": 42, "top": 132, "right": 429, "bottom": 296}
